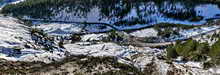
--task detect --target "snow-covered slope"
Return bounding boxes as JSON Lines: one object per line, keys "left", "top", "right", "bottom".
{"left": 0, "top": 16, "right": 30, "bottom": 47}
{"left": 0, "top": 16, "right": 65, "bottom": 62}
{"left": 0, "top": 16, "right": 34, "bottom": 60}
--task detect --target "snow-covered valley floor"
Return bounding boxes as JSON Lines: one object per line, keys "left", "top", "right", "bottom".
{"left": 0, "top": 16, "right": 220, "bottom": 74}
{"left": 1, "top": 0, "right": 220, "bottom": 74}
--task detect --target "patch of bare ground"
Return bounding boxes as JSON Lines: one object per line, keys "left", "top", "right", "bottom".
{"left": 0, "top": 55, "right": 142, "bottom": 75}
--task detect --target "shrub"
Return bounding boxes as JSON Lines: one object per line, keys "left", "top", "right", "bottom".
{"left": 70, "top": 34, "right": 81, "bottom": 43}
{"left": 167, "top": 40, "right": 209, "bottom": 61}
{"left": 154, "top": 23, "right": 198, "bottom": 38}
{"left": 175, "top": 40, "right": 197, "bottom": 60}
{"left": 166, "top": 46, "right": 178, "bottom": 59}
{"left": 165, "top": 38, "right": 220, "bottom": 67}
{"left": 30, "top": 28, "right": 47, "bottom": 37}
{"left": 58, "top": 41, "right": 65, "bottom": 48}
{"left": 108, "top": 30, "right": 125, "bottom": 42}
{"left": 158, "top": 28, "right": 179, "bottom": 38}
{"left": 209, "top": 39, "right": 220, "bottom": 58}
{"left": 203, "top": 60, "right": 215, "bottom": 69}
